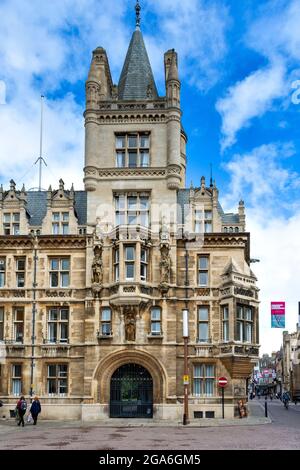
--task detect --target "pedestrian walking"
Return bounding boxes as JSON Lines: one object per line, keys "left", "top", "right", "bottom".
{"left": 16, "top": 396, "right": 27, "bottom": 427}
{"left": 30, "top": 396, "right": 41, "bottom": 425}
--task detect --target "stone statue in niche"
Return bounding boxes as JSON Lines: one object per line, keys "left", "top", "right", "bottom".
{"left": 125, "top": 312, "right": 136, "bottom": 342}
{"left": 92, "top": 245, "right": 103, "bottom": 285}
{"left": 160, "top": 244, "right": 171, "bottom": 285}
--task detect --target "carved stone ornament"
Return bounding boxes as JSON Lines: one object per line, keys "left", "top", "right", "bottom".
{"left": 91, "top": 245, "right": 103, "bottom": 297}
{"left": 124, "top": 306, "right": 137, "bottom": 342}
{"left": 159, "top": 244, "right": 171, "bottom": 291}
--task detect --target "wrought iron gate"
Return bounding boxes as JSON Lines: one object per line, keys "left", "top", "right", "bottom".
{"left": 110, "top": 364, "right": 153, "bottom": 418}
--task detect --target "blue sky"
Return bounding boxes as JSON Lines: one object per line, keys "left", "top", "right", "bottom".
{"left": 1, "top": 0, "right": 300, "bottom": 354}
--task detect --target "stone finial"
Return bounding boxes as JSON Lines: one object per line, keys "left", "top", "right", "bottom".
{"left": 135, "top": 0, "right": 141, "bottom": 29}
{"left": 201, "top": 176, "right": 206, "bottom": 190}
{"left": 10, "top": 179, "right": 16, "bottom": 191}
{"left": 59, "top": 179, "right": 64, "bottom": 191}
{"left": 21, "top": 184, "right": 26, "bottom": 193}
{"left": 48, "top": 185, "right": 52, "bottom": 192}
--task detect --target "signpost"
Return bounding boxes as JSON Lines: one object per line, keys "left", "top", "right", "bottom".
{"left": 218, "top": 377, "right": 228, "bottom": 419}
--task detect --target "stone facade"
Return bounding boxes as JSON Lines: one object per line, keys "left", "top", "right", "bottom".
{"left": 0, "top": 8, "right": 259, "bottom": 421}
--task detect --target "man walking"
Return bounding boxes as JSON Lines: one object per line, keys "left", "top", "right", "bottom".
{"left": 30, "top": 396, "right": 41, "bottom": 425}
{"left": 16, "top": 396, "right": 27, "bottom": 427}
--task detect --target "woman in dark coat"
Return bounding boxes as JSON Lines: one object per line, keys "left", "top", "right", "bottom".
{"left": 30, "top": 396, "right": 41, "bottom": 425}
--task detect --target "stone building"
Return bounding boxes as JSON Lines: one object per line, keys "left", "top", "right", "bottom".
{"left": 0, "top": 3, "right": 259, "bottom": 421}
{"left": 282, "top": 325, "right": 300, "bottom": 399}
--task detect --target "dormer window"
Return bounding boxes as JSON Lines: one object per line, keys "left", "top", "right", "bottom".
{"left": 115, "top": 133, "right": 150, "bottom": 168}
{"left": 195, "top": 210, "right": 212, "bottom": 234}
{"left": 52, "top": 212, "right": 69, "bottom": 235}
{"left": 3, "top": 213, "right": 20, "bottom": 235}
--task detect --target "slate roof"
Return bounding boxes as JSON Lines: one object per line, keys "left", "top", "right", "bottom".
{"left": 118, "top": 29, "right": 158, "bottom": 100}
{"left": 26, "top": 191, "right": 87, "bottom": 226}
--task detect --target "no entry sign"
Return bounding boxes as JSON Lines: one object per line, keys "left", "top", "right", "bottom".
{"left": 218, "top": 377, "right": 228, "bottom": 388}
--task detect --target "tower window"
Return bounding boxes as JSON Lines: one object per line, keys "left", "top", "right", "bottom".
{"left": 115, "top": 133, "right": 150, "bottom": 168}
{"left": 115, "top": 193, "right": 150, "bottom": 228}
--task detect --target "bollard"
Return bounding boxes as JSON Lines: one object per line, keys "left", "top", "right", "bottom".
{"left": 265, "top": 396, "right": 268, "bottom": 417}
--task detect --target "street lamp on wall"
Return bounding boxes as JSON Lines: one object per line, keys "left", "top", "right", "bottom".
{"left": 182, "top": 308, "right": 189, "bottom": 425}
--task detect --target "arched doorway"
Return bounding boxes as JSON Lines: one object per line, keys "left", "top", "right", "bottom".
{"left": 110, "top": 364, "right": 153, "bottom": 418}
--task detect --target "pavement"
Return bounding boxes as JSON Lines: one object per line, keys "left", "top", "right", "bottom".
{"left": 0, "top": 399, "right": 299, "bottom": 450}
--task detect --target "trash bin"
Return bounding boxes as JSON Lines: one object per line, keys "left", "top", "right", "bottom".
{"left": 10, "top": 409, "right": 16, "bottom": 418}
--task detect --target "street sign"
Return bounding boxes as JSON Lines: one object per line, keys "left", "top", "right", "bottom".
{"left": 218, "top": 377, "right": 228, "bottom": 388}
{"left": 183, "top": 375, "right": 189, "bottom": 385}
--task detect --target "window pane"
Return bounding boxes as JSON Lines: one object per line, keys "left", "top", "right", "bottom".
{"left": 102, "top": 323, "right": 111, "bottom": 335}
{"left": 48, "top": 365, "right": 57, "bottom": 377}
{"left": 151, "top": 322, "right": 161, "bottom": 334}
{"left": 61, "top": 273, "right": 69, "bottom": 287}
{"left": 128, "top": 135, "right": 137, "bottom": 148}
{"left": 140, "top": 151, "right": 149, "bottom": 167}
{"left": 205, "top": 211, "right": 212, "bottom": 220}
{"left": 195, "top": 222, "right": 202, "bottom": 233}
{"left": 140, "top": 197, "right": 149, "bottom": 210}
{"left": 237, "top": 321, "right": 243, "bottom": 341}
{"left": 126, "top": 263, "right": 134, "bottom": 279}
{"left": 115, "top": 195, "right": 125, "bottom": 210}
{"left": 128, "top": 197, "right": 137, "bottom": 210}
{"left": 16, "top": 273, "right": 25, "bottom": 287}
{"left": 205, "top": 378, "right": 214, "bottom": 396}
{"left": 245, "top": 323, "right": 252, "bottom": 342}
{"left": 12, "top": 379, "right": 21, "bottom": 396}
{"left": 0, "top": 273, "right": 4, "bottom": 287}
{"left": 114, "top": 265, "right": 119, "bottom": 281}
{"left": 15, "top": 309, "right": 24, "bottom": 321}
{"left": 141, "top": 249, "right": 147, "bottom": 263}
{"left": 237, "top": 306, "right": 243, "bottom": 319}
{"left": 140, "top": 212, "right": 149, "bottom": 227}
{"left": 125, "top": 247, "right": 135, "bottom": 261}
{"left": 13, "top": 224, "right": 20, "bottom": 235}
{"left": 245, "top": 308, "right": 252, "bottom": 321}
{"left": 198, "top": 323, "right": 208, "bottom": 342}
{"left": 49, "top": 309, "right": 58, "bottom": 321}
{"left": 206, "top": 365, "right": 215, "bottom": 377}
{"left": 62, "top": 213, "right": 69, "bottom": 222}
{"left": 53, "top": 213, "right": 60, "bottom": 221}
{"left": 60, "top": 309, "right": 69, "bottom": 321}
{"left": 204, "top": 222, "right": 212, "bottom": 233}
{"left": 116, "top": 135, "right": 125, "bottom": 149}
{"left": 13, "top": 364, "right": 22, "bottom": 377}
{"left": 3, "top": 213, "right": 10, "bottom": 223}
{"left": 116, "top": 151, "right": 125, "bottom": 167}
{"left": 58, "top": 365, "right": 68, "bottom": 377}
{"left": 17, "top": 259, "right": 25, "bottom": 271}
{"left": 199, "top": 272, "right": 208, "bottom": 286}
{"left": 128, "top": 213, "right": 138, "bottom": 225}
{"left": 199, "top": 257, "right": 208, "bottom": 269}
{"left": 223, "top": 306, "right": 229, "bottom": 320}
{"left": 59, "top": 379, "right": 68, "bottom": 394}
{"left": 48, "top": 323, "right": 57, "bottom": 342}
{"left": 0, "top": 258, "right": 5, "bottom": 271}
{"left": 52, "top": 222, "right": 60, "bottom": 234}
{"left": 48, "top": 379, "right": 56, "bottom": 394}
{"left": 198, "top": 307, "right": 208, "bottom": 321}
{"left": 61, "top": 259, "right": 70, "bottom": 271}
{"left": 140, "top": 135, "right": 149, "bottom": 148}
{"left": 62, "top": 224, "right": 69, "bottom": 235}
{"left": 193, "top": 378, "right": 201, "bottom": 396}
{"left": 50, "top": 273, "right": 59, "bottom": 287}
{"left": 116, "top": 212, "right": 125, "bottom": 225}
{"left": 223, "top": 321, "right": 229, "bottom": 341}
{"left": 128, "top": 151, "right": 137, "bottom": 167}
{"left": 102, "top": 308, "right": 111, "bottom": 321}
{"left": 60, "top": 324, "right": 68, "bottom": 341}
{"left": 51, "top": 259, "right": 59, "bottom": 271}
{"left": 151, "top": 308, "right": 161, "bottom": 321}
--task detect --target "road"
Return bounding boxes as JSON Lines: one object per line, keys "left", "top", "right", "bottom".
{"left": 0, "top": 399, "right": 299, "bottom": 450}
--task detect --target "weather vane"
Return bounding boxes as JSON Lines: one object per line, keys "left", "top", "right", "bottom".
{"left": 135, "top": 1, "right": 141, "bottom": 29}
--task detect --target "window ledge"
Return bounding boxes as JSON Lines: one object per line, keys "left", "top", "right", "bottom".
{"left": 147, "top": 334, "right": 164, "bottom": 340}
{"left": 97, "top": 334, "right": 114, "bottom": 340}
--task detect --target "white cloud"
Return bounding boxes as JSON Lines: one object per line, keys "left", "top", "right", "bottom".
{"left": 216, "top": 62, "right": 286, "bottom": 150}
{"left": 216, "top": 0, "right": 300, "bottom": 150}
{"left": 222, "top": 141, "right": 300, "bottom": 354}
{"left": 146, "top": 0, "right": 229, "bottom": 90}
{"left": 222, "top": 142, "right": 299, "bottom": 210}
{"left": 247, "top": 209, "right": 300, "bottom": 355}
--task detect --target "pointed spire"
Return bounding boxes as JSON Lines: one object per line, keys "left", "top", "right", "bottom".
{"left": 118, "top": 4, "right": 158, "bottom": 100}
{"left": 10, "top": 179, "right": 16, "bottom": 192}
{"left": 135, "top": 1, "right": 141, "bottom": 30}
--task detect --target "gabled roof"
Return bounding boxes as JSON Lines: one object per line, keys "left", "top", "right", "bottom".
{"left": 118, "top": 29, "right": 158, "bottom": 100}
